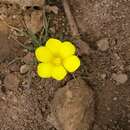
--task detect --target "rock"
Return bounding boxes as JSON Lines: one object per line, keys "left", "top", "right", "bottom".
{"left": 22, "top": 52, "right": 34, "bottom": 64}
{"left": 9, "top": 63, "right": 19, "bottom": 72}
{"left": 112, "top": 73, "right": 128, "bottom": 84}
{"left": 24, "top": 10, "right": 43, "bottom": 33}
{"left": 4, "top": 73, "right": 20, "bottom": 91}
{"left": 97, "top": 38, "right": 109, "bottom": 51}
{"left": 76, "top": 39, "right": 91, "bottom": 56}
{"left": 48, "top": 78, "right": 95, "bottom": 130}
{"left": 20, "top": 64, "right": 30, "bottom": 74}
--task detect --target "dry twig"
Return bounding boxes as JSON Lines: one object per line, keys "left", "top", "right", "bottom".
{"left": 62, "top": 0, "right": 91, "bottom": 55}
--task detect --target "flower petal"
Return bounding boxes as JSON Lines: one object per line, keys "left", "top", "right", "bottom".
{"left": 52, "top": 66, "right": 67, "bottom": 80}
{"left": 60, "top": 41, "right": 76, "bottom": 58}
{"left": 63, "top": 55, "right": 80, "bottom": 72}
{"left": 46, "top": 38, "right": 62, "bottom": 54}
{"left": 35, "top": 46, "right": 53, "bottom": 62}
{"left": 37, "top": 63, "right": 53, "bottom": 78}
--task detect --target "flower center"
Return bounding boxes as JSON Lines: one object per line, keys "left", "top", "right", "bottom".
{"left": 53, "top": 57, "right": 61, "bottom": 66}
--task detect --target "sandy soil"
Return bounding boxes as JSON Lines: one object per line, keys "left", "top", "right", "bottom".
{"left": 0, "top": 0, "right": 130, "bottom": 130}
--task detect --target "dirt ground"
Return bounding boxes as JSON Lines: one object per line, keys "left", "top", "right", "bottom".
{"left": 0, "top": 0, "right": 130, "bottom": 130}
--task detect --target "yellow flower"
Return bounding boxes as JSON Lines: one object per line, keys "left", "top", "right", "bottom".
{"left": 35, "top": 38, "right": 80, "bottom": 80}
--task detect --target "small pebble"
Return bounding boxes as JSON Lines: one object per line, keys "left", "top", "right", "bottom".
{"left": 97, "top": 38, "right": 109, "bottom": 51}
{"left": 112, "top": 73, "right": 128, "bottom": 84}
{"left": 22, "top": 80, "right": 30, "bottom": 89}
{"left": 106, "top": 107, "right": 111, "bottom": 111}
{"left": 101, "top": 73, "right": 106, "bottom": 79}
{"left": 50, "top": 27, "right": 56, "bottom": 34}
{"left": 22, "top": 52, "right": 34, "bottom": 64}
{"left": 113, "top": 97, "right": 117, "bottom": 101}
{"left": 20, "top": 64, "right": 30, "bottom": 74}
